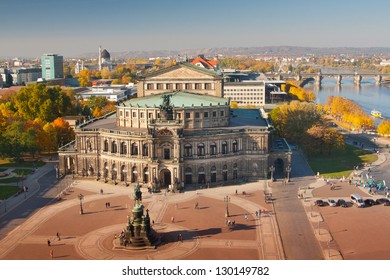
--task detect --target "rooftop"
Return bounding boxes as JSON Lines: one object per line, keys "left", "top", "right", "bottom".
{"left": 123, "top": 91, "right": 229, "bottom": 108}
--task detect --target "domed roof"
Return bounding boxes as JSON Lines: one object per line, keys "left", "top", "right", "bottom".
{"left": 101, "top": 49, "right": 110, "bottom": 59}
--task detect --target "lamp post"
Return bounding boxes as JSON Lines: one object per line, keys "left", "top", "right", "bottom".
{"left": 269, "top": 165, "right": 275, "bottom": 182}
{"left": 286, "top": 165, "right": 291, "bottom": 182}
{"left": 224, "top": 195, "right": 230, "bottom": 217}
{"left": 78, "top": 194, "right": 84, "bottom": 215}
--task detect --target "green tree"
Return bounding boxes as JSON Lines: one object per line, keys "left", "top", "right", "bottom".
{"left": 13, "top": 84, "right": 72, "bottom": 122}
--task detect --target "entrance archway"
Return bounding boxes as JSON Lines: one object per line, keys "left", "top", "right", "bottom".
{"left": 159, "top": 169, "right": 171, "bottom": 188}
{"left": 274, "top": 158, "right": 284, "bottom": 179}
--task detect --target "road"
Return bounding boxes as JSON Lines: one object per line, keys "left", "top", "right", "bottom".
{"left": 271, "top": 151, "right": 324, "bottom": 260}
{"left": 0, "top": 162, "right": 58, "bottom": 240}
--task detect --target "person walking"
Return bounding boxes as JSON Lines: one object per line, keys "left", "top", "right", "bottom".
{"left": 171, "top": 217, "right": 175, "bottom": 223}
{"left": 50, "top": 249, "right": 53, "bottom": 258}
{"left": 56, "top": 232, "right": 61, "bottom": 241}
{"left": 47, "top": 239, "right": 51, "bottom": 246}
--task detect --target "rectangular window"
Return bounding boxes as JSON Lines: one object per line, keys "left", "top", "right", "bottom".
{"left": 195, "top": 112, "right": 200, "bottom": 118}
{"left": 186, "top": 112, "right": 191, "bottom": 119}
{"left": 220, "top": 111, "right": 224, "bottom": 117}
{"left": 212, "top": 111, "right": 217, "bottom": 117}
{"left": 132, "top": 112, "right": 136, "bottom": 118}
{"left": 164, "top": 148, "right": 170, "bottom": 160}
{"left": 204, "top": 112, "right": 209, "bottom": 118}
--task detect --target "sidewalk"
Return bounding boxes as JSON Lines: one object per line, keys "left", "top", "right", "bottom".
{"left": 0, "top": 162, "right": 56, "bottom": 217}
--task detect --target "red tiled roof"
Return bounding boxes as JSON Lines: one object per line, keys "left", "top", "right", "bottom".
{"left": 190, "top": 56, "right": 218, "bottom": 69}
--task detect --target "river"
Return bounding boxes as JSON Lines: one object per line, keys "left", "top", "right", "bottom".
{"left": 304, "top": 74, "right": 390, "bottom": 123}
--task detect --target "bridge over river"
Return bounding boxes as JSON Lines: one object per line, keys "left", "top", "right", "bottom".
{"left": 266, "top": 72, "right": 390, "bottom": 86}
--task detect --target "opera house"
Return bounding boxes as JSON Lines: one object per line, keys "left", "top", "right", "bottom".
{"left": 58, "top": 63, "right": 290, "bottom": 190}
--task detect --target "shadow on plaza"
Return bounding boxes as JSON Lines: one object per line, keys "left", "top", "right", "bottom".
{"left": 161, "top": 224, "right": 258, "bottom": 243}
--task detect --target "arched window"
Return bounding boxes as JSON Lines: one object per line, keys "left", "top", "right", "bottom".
{"left": 210, "top": 142, "right": 217, "bottom": 155}
{"left": 184, "top": 144, "right": 192, "bottom": 157}
{"left": 143, "top": 167, "right": 149, "bottom": 183}
{"left": 131, "top": 166, "right": 137, "bottom": 183}
{"left": 131, "top": 143, "right": 138, "bottom": 155}
{"left": 222, "top": 141, "right": 228, "bottom": 154}
{"left": 185, "top": 167, "right": 192, "bottom": 184}
{"left": 210, "top": 166, "right": 217, "bottom": 183}
{"left": 103, "top": 140, "right": 108, "bottom": 152}
{"left": 111, "top": 141, "right": 117, "bottom": 153}
{"left": 197, "top": 143, "right": 205, "bottom": 156}
{"left": 198, "top": 167, "right": 205, "bottom": 184}
{"left": 232, "top": 140, "right": 238, "bottom": 153}
{"left": 233, "top": 163, "right": 238, "bottom": 179}
{"left": 120, "top": 166, "right": 126, "bottom": 181}
{"left": 120, "top": 142, "right": 127, "bottom": 155}
{"left": 222, "top": 165, "right": 228, "bottom": 181}
{"left": 143, "top": 143, "right": 148, "bottom": 156}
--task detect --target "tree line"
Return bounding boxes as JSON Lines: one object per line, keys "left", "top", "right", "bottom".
{"left": 324, "top": 96, "right": 374, "bottom": 130}
{"left": 270, "top": 101, "right": 345, "bottom": 156}
{"left": 0, "top": 84, "right": 116, "bottom": 160}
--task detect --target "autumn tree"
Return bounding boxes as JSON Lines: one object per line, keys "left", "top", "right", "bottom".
{"left": 270, "top": 101, "right": 324, "bottom": 143}
{"left": 325, "top": 96, "right": 374, "bottom": 130}
{"left": 78, "top": 69, "right": 92, "bottom": 87}
{"left": 305, "top": 125, "right": 344, "bottom": 155}
{"left": 52, "top": 117, "right": 75, "bottom": 147}
{"left": 378, "top": 120, "right": 390, "bottom": 135}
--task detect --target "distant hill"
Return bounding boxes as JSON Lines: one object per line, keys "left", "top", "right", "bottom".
{"left": 79, "top": 46, "right": 390, "bottom": 59}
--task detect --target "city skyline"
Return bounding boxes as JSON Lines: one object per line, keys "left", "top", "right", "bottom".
{"left": 2, "top": 0, "right": 390, "bottom": 58}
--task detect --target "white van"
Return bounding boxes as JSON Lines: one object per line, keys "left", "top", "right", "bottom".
{"left": 350, "top": 194, "right": 365, "bottom": 207}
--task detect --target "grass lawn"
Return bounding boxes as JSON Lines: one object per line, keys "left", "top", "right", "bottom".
{"left": 307, "top": 144, "right": 378, "bottom": 178}
{"left": 0, "top": 186, "right": 20, "bottom": 200}
{"left": 0, "top": 176, "right": 20, "bottom": 184}
{"left": 13, "top": 169, "right": 33, "bottom": 176}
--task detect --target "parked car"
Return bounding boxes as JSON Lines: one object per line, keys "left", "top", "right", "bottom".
{"left": 364, "top": 198, "right": 377, "bottom": 207}
{"left": 375, "top": 198, "right": 390, "bottom": 206}
{"left": 337, "top": 198, "right": 348, "bottom": 208}
{"left": 328, "top": 198, "right": 338, "bottom": 207}
{"left": 314, "top": 199, "right": 325, "bottom": 206}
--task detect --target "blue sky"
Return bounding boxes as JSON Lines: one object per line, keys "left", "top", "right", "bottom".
{"left": 2, "top": 0, "right": 390, "bottom": 57}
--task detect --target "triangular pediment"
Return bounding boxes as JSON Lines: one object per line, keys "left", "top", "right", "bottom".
{"left": 144, "top": 63, "right": 221, "bottom": 81}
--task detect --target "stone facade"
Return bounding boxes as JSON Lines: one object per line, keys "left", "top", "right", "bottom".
{"left": 58, "top": 63, "right": 291, "bottom": 189}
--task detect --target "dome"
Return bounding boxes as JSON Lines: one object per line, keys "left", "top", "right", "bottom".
{"left": 101, "top": 49, "right": 110, "bottom": 60}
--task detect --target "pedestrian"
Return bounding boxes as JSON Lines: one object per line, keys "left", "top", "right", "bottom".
{"left": 56, "top": 232, "right": 61, "bottom": 241}
{"left": 171, "top": 216, "right": 174, "bottom": 223}
{"left": 108, "top": 202, "right": 111, "bottom": 208}
{"left": 244, "top": 214, "right": 248, "bottom": 220}
{"left": 47, "top": 239, "right": 51, "bottom": 246}
{"left": 50, "top": 249, "right": 53, "bottom": 258}
{"left": 152, "top": 220, "right": 155, "bottom": 225}
{"left": 100, "top": 189, "right": 103, "bottom": 195}
{"left": 235, "top": 189, "right": 238, "bottom": 195}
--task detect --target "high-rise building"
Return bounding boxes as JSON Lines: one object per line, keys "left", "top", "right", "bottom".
{"left": 41, "top": 54, "right": 64, "bottom": 80}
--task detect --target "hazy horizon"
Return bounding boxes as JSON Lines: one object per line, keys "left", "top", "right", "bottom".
{"left": 2, "top": 0, "right": 390, "bottom": 58}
